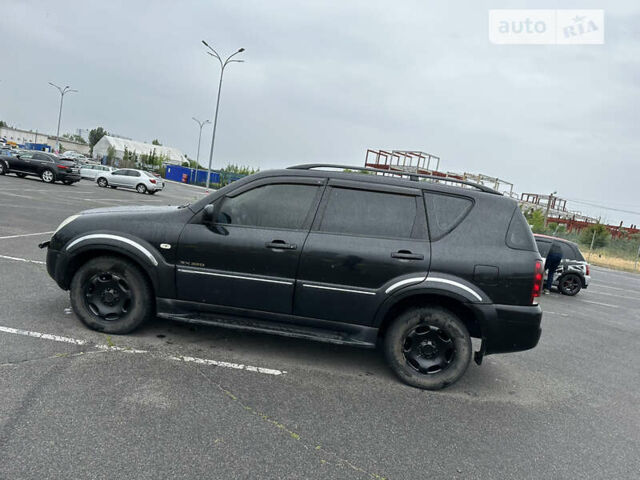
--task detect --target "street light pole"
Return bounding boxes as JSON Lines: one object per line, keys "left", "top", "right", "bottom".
{"left": 192, "top": 117, "right": 210, "bottom": 184}
{"left": 48, "top": 82, "right": 77, "bottom": 153}
{"left": 201, "top": 41, "right": 245, "bottom": 190}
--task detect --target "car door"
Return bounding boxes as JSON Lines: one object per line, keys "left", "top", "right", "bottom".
{"left": 293, "top": 180, "right": 431, "bottom": 326}
{"left": 32, "top": 153, "right": 54, "bottom": 175}
{"left": 109, "top": 169, "right": 128, "bottom": 186}
{"left": 13, "top": 151, "right": 34, "bottom": 173}
{"left": 176, "top": 177, "right": 325, "bottom": 314}
{"left": 127, "top": 170, "right": 142, "bottom": 188}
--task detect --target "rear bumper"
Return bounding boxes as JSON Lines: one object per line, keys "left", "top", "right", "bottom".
{"left": 57, "top": 172, "right": 81, "bottom": 181}
{"left": 474, "top": 303, "right": 542, "bottom": 355}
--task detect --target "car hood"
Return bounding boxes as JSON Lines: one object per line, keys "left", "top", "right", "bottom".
{"left": 80, "top": 205, "right": 181, "bottom": 215}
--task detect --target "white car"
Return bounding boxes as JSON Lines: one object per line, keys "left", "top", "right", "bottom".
{"left": 96, "top": 168, "right": 164, "bottom": 194}
{"left": 80, "top": 164, "right": 114, "bottom": 180}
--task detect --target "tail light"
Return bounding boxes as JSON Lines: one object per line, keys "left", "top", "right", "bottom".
{"left": 586, "top": 264, "right": 590, "bottom": 276}
{"left": 149, "top": 179, "right": 157, "bottom": 184}
{"left": 57, "top": 164, "right": 68, "bottom": 169}
{"left": 531, "top": 260, "right": 543, "bottom": 304}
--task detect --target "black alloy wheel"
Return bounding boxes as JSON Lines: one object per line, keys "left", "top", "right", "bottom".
{"left": 84, "top": 272, "right": 133, "bottom": 321}
{"left": 402, "top": 324, "right": 455, "bottom": 374}
{"left": 559, "top": 274, "right": 582, "bottom": 296}
{"left": 70, "top": 256, "right": 153, "bottom": 334}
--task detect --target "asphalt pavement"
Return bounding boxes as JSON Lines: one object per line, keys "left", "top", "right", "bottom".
{"left": 1, "top": 173, "right": 639, "bottom": 479}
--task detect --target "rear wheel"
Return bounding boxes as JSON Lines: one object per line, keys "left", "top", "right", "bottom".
{"left": 559, "top": 273, "right": 582, "bottom": 296}
{"left": 136, "top": 183, "right": 147, "bottom": 194}
{"left": 97, "top": 177, "right": 108, "bottom": 188}
{"left": 70, "top": 256, "right": 153, "bottom": 334}
{"left": 41, "top": 169, "right": 55, "bottom": 183}
{"left": 383, "top": 306, "right": 471, "bottom": 390}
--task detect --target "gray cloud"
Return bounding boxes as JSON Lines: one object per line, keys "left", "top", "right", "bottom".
{"left": 1, "top": 0, "right": 638, "bottom": 225}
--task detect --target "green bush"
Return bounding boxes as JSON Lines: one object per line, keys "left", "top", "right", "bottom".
{"left": 579, "top": 224, "right": 609, "bottom": 249}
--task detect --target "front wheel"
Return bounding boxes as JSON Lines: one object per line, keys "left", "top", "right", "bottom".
{"left": 383, "top": 306, "right": 471, "bottom": 390}
{"left": 97, "top": 177, "right": 108, "bottom": 188}
{"left": 41, "top": 169, "right": 55, "bottom": 183}
{"left": 70, "top": 256, "right": 153, "bottom": 334}
{"left": 136, "top": 183, "right": 147, "bottom": 194}
{"left": 559, "top": 274, "right": 582, "bottom": 296}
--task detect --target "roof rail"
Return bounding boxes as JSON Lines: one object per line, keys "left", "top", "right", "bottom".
{"left": 287, "top": 164, "right": 502, "bottom": 195}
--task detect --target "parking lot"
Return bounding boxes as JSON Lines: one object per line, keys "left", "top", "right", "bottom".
{"left": 1, "top": 173, "right": 639, "bottom": 479}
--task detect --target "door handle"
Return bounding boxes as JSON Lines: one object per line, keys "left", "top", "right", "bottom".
{"left": 391, "top": 250, "right": 424, "bottom": 260}
{"left": 265, "top": 240, "right": 297, "bottom": 250}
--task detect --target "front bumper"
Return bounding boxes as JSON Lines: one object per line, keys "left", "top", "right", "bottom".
{"left": 475, "top": 303, "right": 542, "bottom": 356}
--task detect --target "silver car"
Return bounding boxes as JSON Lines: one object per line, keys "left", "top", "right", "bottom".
{"left": 80, "top": 164, "right": 114, "bottom": 180}
{"left": 96, "top": 168, "right": 164, "bottom": 194}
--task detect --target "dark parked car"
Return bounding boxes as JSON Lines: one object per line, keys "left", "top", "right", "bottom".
{"left": 0, "top": 151, "right": 81, "bottom": 184}
{"left": 40, "top": 164, "right": 543, "bottom": 390}
{"left": 534, "top": 234, "right": 590, "bottom": 296}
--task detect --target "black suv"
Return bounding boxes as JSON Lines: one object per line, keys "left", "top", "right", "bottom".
{"left": 0, "top": 151, "right": 80, "bottom": 184}
{"left": 41, "top": 164, "right": 543, "bottom": 389}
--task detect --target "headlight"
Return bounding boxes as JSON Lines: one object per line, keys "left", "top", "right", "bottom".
{"left": 55, "top": 214, "right": 80, "bottom": 234}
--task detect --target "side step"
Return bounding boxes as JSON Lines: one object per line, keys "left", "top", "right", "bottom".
{"left": 156, "top": 312, "right": 377, "bottom": 348}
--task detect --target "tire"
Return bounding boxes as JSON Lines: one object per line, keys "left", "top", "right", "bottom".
{"left": 559, "top": 273, "right": 582, "bottom": 296}
{"left": 383, "top": 306, "right": 472, "bottom": 390}
{"left": 70, "top": 256, "right": 153, "bottom": 334}
{"left": 97, "top": 177, "right": 108, "bottom": 188}
{"left": 0, "top": 161, "right": 5, "bottom": 175}
{"left": 136, "top": 183, "right": 147, "bottom": 194}
{"left": 16, "top": 172, "right": 26, "bottom": 178}
{"left": 41, "top": 169, "right": 55, "bottom": 183}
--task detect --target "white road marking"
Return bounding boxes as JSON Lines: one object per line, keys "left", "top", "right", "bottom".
{"left": 543, "top": 311, "right": 569, "bottom": 317}
{"left": 0, "top": 325, "right": 285, "bottom": 376}
{"left": 590, "top": 284, "right": 640, "bottom": 293}
{"left": 168, "top": 355, "right": 285, "bottom": 376}
{"left": 578, "top": 299, "right": 619, "bottom": 308}
{"left": 0, "top": 326, "right": 87, "bottom": 345}
{"left": 0, "top": 254, "right": 46, "bottom": 265}
{"left": 0, "top": 231, "right": 54, "bottom": 240}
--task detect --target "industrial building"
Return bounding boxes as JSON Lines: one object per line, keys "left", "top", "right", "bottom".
{"left": 92, "top": 135, "right": 185, "bottom": 165}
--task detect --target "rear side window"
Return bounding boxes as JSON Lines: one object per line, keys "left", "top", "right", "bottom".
{"left": 535, "top": 239, "right": 552, "bottom": 257}
{"left": 319, "top": 188, "right": 418, "bottom": 238}
{"left": 506, "top": 208, "right": 537, "bottom": 251}
{"left": 424, "top": 192, "right": 473, "bottom": 240}
{"left": 218, "top": 184, "right": 319, "bottom": 230}
{"left": 560, "top": 243, "right": 577, "bottom": 260}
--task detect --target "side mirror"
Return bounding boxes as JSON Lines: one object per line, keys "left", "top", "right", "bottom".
{"left": 203, "top": 204, "right": 216, "bottom": 223}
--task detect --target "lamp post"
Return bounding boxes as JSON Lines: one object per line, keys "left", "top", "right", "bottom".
{"left": 48, "top": 82, "right": 77, "bottom": 153}
{"left": 201, "top": 40, "right": 245, "bottom": 190}
{"left": 191, "top": 117, "right": 210, "bottom": 184}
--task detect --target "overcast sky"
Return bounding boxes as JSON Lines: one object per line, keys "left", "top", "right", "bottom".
{"left": 1, "top": 0, "right": 639, "bottom": 226}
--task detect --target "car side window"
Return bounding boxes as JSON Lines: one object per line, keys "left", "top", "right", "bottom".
{"left": 112, "top": 169, "right": 126, "bottom": 175}
{"left": 20, "top": 152, "right": 34, "bottom": 159}
{"left": 318, "top": 187, "right": 418, "bottom": 239}
{"left": 217, "top": 184, "right": 320, "bottom": 230}
{"left": 130, "top": 170, "right": 141, "bottom": 177}
{"left": 423, "top": 192, "right": 473, "bottom": 240}
{"left": 560, "top": 243, "right": 576, "bottom": 260}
